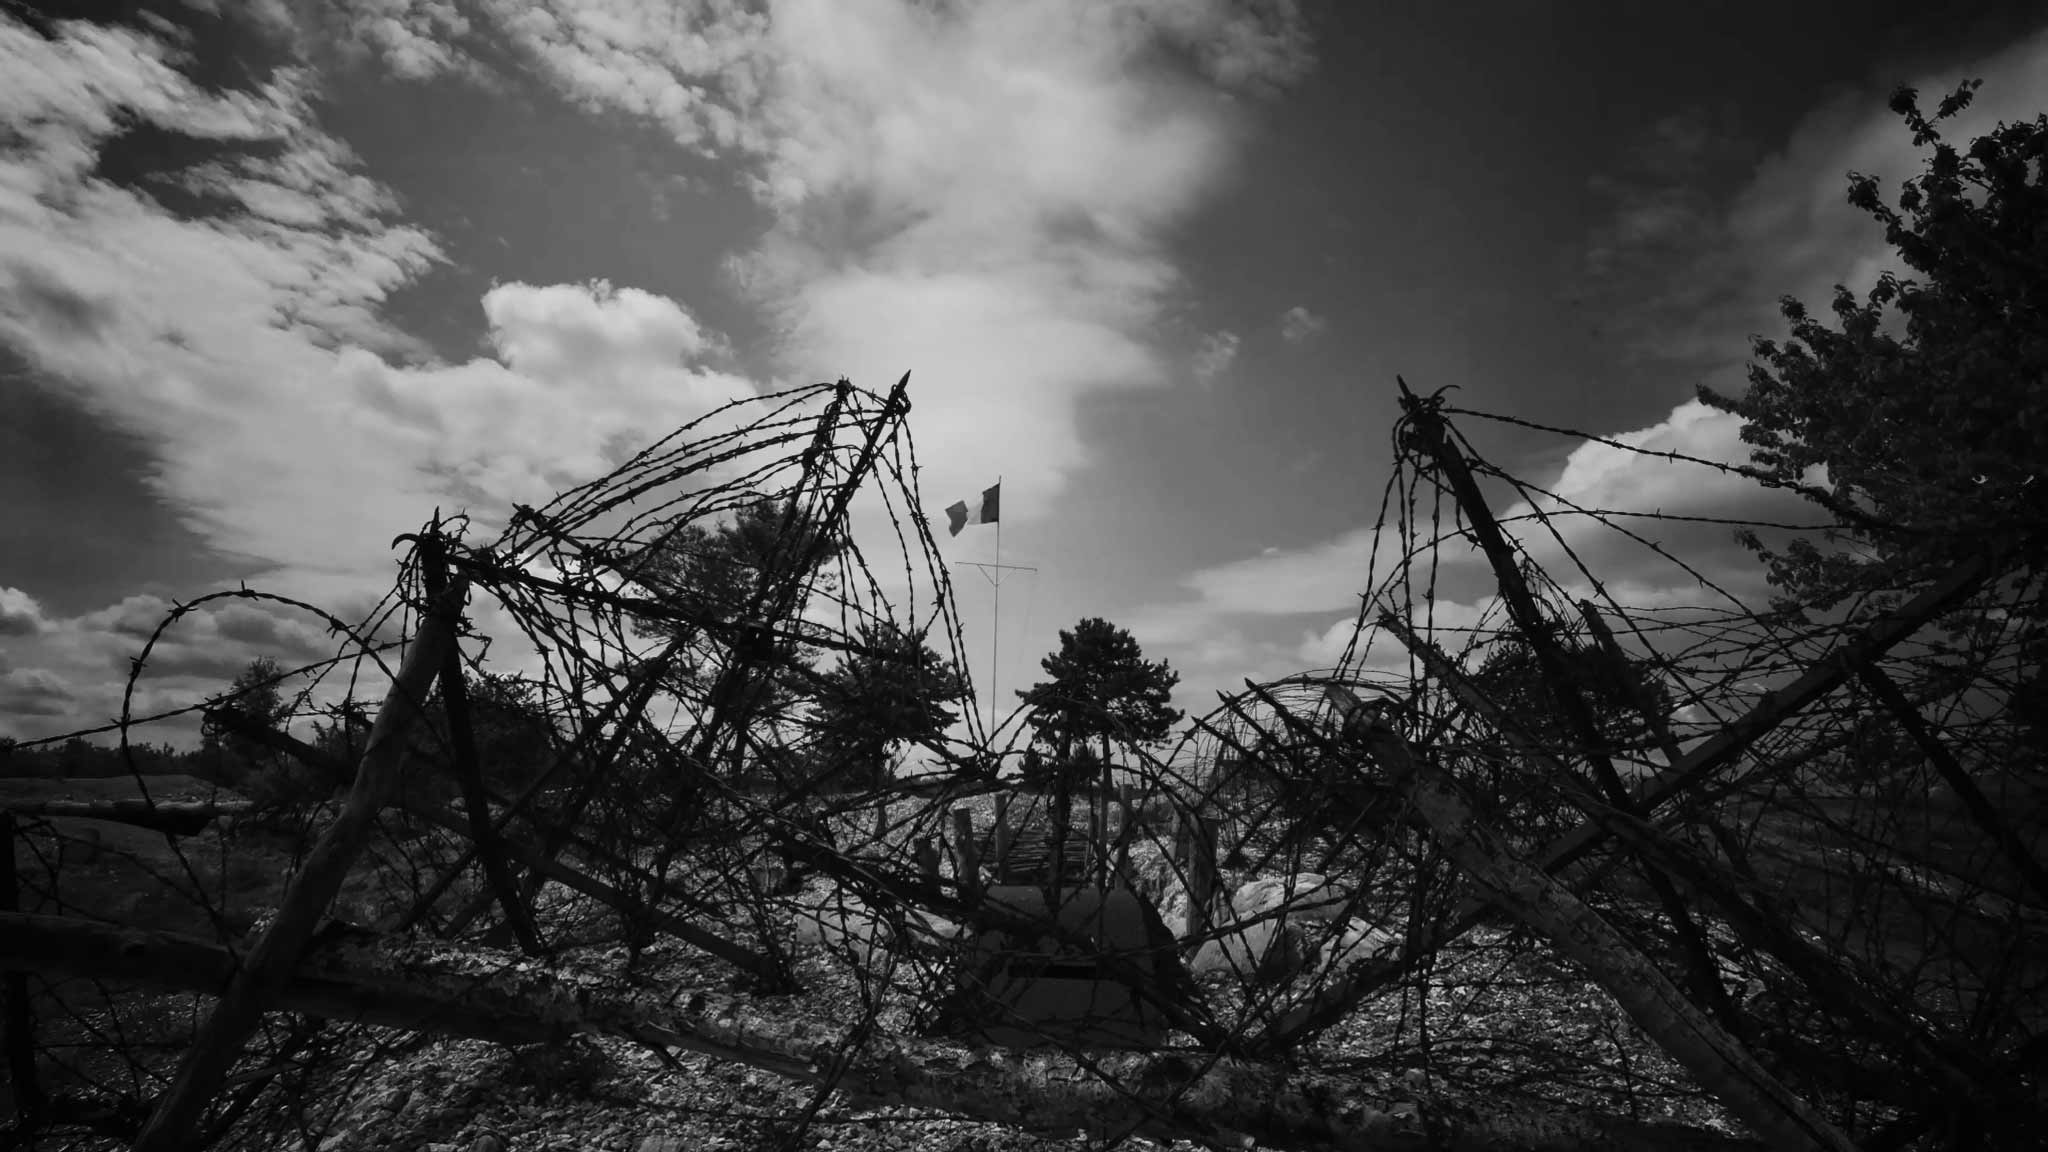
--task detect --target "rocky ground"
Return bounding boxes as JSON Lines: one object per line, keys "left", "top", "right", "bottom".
{"left": 17, "top": 788, "right": 1745, "bottom": 1151}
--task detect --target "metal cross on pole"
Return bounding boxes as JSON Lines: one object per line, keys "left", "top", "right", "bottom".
{"left": 953, "top": 554, "right": 1037, "bottom": 737}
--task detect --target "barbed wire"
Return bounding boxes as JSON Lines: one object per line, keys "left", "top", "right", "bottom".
{"left": 4, "top": 378, "right": 2041, "bottom": 1150}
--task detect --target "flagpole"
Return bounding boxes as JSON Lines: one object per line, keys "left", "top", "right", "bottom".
{"left": 991, "top": 474, "right": 1001, "bottom": 735}
{"left": 950, "top": 482, "right": 1031, "bottom": 754}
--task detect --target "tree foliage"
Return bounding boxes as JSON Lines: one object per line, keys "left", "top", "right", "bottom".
{"left": 1467, "top": 637, "right": 1674, "bottom": 754}
{"left": 1463, "top": 637, "right": 1676, "bottom": 843}
{"left": 628, "top": 497, "right": 843, "bottom": 714}
{"left": 632, "top": 498, "right": 842, "bottom": 639}
{"left": 807, "top": 622, "right": 967, "bottom": 789}
{"left": 1700, "top": 80, "right": 2047, "bottom": 595}
{"left": 197, "top": 657, "right": 321, "bottom": 808}
{"left": 1017, "top": 617, "right": 1182, "bottom": 762}
{"left": 1697, "top": 79, "right": 2048, "bottom": 751}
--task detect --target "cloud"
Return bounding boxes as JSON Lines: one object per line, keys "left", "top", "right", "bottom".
{"left": 1128, "top": 394, "right": 1828, "bottom": 697}
{"left": 1191, "top": 329, "right": 1240, "bottom": 385}
{"left": 1, "top": 19, "right": 758, "bottom": 609}
{"left": 0, "top": 6, "right": 1315, "bottom": 742}
{"left": 0, "top": 586, "right": 47, "bottom": 637}
{"left": 1294, "top": 594, "right": 1499, "bottom": 668}
{"left": 0, "top": 589, "right": 361, "bottom": 743}
{"left": 328, "top": 0, "right": 479, "bottom": 81}
{"left": 0, "top": 668, "right": 76, "bottom": 718}
{"left": 1279, "top": 304, "right": 1324, "bottom": 342}
{"left": 1581, "top": 29, "right": 2048, "bottom": 379}
{"left": 391, "top": 0, "right": 1313, "bottom": 522}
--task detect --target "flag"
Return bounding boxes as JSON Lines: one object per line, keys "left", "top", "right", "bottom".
{"left": 946, "top": 483, "right": 1000, "bottom": 537}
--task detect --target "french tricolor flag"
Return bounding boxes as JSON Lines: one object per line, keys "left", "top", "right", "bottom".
{"left": 945, "top": 483, "right": 1000, "bottom": 537}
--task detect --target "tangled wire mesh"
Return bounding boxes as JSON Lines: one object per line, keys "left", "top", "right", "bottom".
{"left": 3, "top": 375, "right": 2042, "bottom": 1151}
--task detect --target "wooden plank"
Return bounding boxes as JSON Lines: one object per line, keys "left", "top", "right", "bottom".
{"left": 951, "top": 806, "right": 980, "bottom": 900}
{"left": 0, "top": 799, "right": 250, "bottom": 836}
{"left": 419, "top": 534, "right": 544, "bottom": 956}
{"left": 1360, "top": 723, "right": 1856, "bottom": 1152}
{"left": 1087, "top": 801, "right": 1105, "bottom": 888}
{"left": 2, "top": 812, "right": 46, "bottom": 1133}
{"left": 133, "top": 572, "right": 466, "bottom": 1152}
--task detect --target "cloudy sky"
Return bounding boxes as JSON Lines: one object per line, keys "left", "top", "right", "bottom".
{"left": 4, "top": 0, "right": 2046, "bottom": 748}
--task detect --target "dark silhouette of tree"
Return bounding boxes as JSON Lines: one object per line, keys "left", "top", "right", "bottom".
{"left": 808, "top": 623, "right": 966, "bottom": 790}
{"left": 198, "top": 657, "right": 318, "bottom": 807}
{"left": 628, "top": 498, "right": 845, "bottom": 738}
{"left": 1464, "top": 637, "right": 1676, "bottom": 845}
{"left": 1018, "top": 743, "right": 1102, "bottom": 793}
{"left": 200, "top": 658, "right": 287, "bottom": 758}
{"left": 1697, "top": 80, "right": 2047, "bottom": 752}
{"left": 1017, "top": 617, "right": 1182, "bottom": 773}
{"left": 1467, "top": 637, "right": 1673, "bottom": 755}
{"left": 418, "top": 671, "right": 562, "bottom": 793}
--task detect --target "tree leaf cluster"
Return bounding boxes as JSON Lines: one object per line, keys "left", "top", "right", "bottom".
{"left": 1015, "top": 616, "right": 1182, "bottom": 765}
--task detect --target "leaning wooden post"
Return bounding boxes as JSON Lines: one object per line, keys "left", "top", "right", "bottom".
{"left": 992, "top": 795, "right": 1013, "bottom": 882}
{"left": 1087, "top": 799, "right": 1106, "bottom": 889}
{"left": 1357, "top": 717, "right": 1857, "bottom": 1152}
{"left": 1399, "top": 381, "right": 1732, "bottom": 1022}
{"left": 2, "top": 811, "right": 46, "bottom": 1136}
{"left": 419, "top": 532, "right": 545, "bottom": 957}
{"left": 951, "top": 807, "right": 980, "bottom": 900}
{"left": 1858, "top": 663, "right": 2048, "bottom": 906}
{"left": 1186, "top": 815, "right": 1215, "bottom": 945}
{"left": 132, "top": 550, "right": 466, "bottom": 1152}
{"left": 1114, "top": 783, "right": 1136, "bottom": 889}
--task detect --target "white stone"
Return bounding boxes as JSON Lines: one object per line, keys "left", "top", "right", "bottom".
{"left": 906, "top": 911, "right": 966, "bottom": 951}
{"left": 1318, "top": 920, "right": 1401, "bottom": 975}
{"left": 1190, "top": 919, "right": 1308, "bottom": 985}
{"left": 1156, "top": 883, "right": 1191, "bottom": 937}
{"left": 1231, "top": 873, "right": 1349, "bottom": 922}
{"left": 790, "top": 884, "right": 895, "bottom": 964}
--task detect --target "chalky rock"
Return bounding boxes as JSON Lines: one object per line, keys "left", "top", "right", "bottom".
{"left": 1318, "top": 920, "right": 1401, "bottom": 976}
{"left": 906, "top": 911, "right": 967, "bottom": 952}
{"left": 1232, "top": 873, "right": 1349, "bottom": 922}
{"left": 1190, "top": 918, "right": 1310, "bottom": 985}
{"left": 1155, "top": 882, "right": 1192, "bottom": 937}
{"left": 791, "top": 882, "right": 895, "bottom": 965}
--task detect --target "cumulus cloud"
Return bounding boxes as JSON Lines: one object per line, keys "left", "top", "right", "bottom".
{"left": 1192, "top": 329, "right": 1240, "bottom": 385}
{"left": 353, "top": 0, "right": 1312, "bottom": 523}
{"left": 1130, "top": 394, "right": 1828, "bottom": 698}
{"left": 0, "top": 5, "right": 1315, "bottom": 741}
{"left": 0, "top": 586, "right": 46, "bottom": 637}
{"left": 1581, "top": 28, "right": 2048, "bottom": 380}
{"left": 1279, "top": 304, "right": 1324, "bottom": 342}
{"left": 0, "top": 19, "right": 756, "bottom": 612}
{"left": 0, "top": 589, "right": 360, "bottom": 743}
{"left": 1129, "top": 34, "right": 2048, "bottom": 700}
{"left": 0, "top": 668, "right": 75, "bottom": 719}
{"left": 329, "top": 0, "right": 480, "bottom": 81}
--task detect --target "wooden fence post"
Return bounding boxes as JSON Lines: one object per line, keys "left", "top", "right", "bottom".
{"left": 1087, "top": 800, "right": 1106, "bottom": 889}
{"left": 2, "top": 811, "right": 46, "bottom": 1135}
{"left": 133, "top": 566, "right": 465, "bottom": 1152}
{"left": 1114, "top": 784, "right": 1135, "bottom": 889}
{"left": 1358, "top": 723, "right": 1858, "bottom": 1152}
{"left": 993, "top": 795, "right": 1013, "bottom": 882}
{"left": 1186, "top": 815, "right": 1215, "bottom": 945}
{"left": 951, "top": 807, "right": 980, "bottom": 900}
